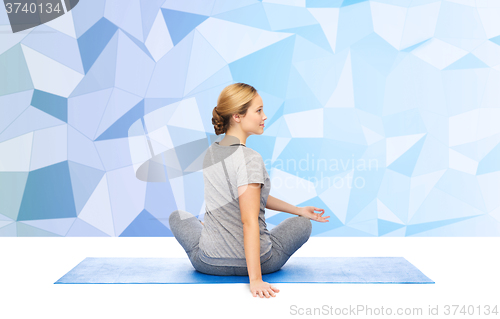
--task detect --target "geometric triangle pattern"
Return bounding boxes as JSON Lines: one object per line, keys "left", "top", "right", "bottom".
{"left": 1, "top": 0, "right": 499, "bottom": 236}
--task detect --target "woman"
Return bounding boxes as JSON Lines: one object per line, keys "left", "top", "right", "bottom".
{"left": 169, "top": 83, "right": 330, "bottom": 298}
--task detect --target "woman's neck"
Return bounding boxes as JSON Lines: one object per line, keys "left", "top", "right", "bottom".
{"left": 219, "top": 134, "right": 247, "bottom": 146}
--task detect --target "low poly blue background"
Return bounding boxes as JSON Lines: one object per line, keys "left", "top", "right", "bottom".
{"left": 1, "top": 0, "right": 499, "bottom": 237}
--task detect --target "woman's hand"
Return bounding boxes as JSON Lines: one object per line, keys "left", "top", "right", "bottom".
{"left": 250, "top": 279, "right": 280, "bottom": 298}
{"left": 297, "top": 206, "right": 330, "bottom": 222}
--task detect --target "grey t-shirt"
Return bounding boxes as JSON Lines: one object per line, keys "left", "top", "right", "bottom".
{"left": 199, "top": 141, "right": 272, "bottom": 267}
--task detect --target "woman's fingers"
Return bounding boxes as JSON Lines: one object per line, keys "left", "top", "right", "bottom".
{"left": 312, "top": 212, "right": 330, "bottom": 222}
{"left": 254, "top": 288, "right": 278, "bottom": 298}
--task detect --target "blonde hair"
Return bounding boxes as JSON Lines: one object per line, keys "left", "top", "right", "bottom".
{"left": 212, "top": 83, "right": 257, "bottom": 135}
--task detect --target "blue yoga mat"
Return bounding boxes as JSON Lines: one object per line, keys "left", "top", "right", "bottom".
{"left": 54, "top": 257, "right": 433, "bottom": 284}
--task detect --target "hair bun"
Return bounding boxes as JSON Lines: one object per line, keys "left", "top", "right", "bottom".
{"left": 212, "top": 117, "right": 221, "bottom": 126}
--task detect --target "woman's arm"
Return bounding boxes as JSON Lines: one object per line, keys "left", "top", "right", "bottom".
{"left": 242, "top": 222, "right": 261, "bottom": 280}
{"left": 238, "top": 183, "right": 279, "bottom": 297}
{"left": 266, "top": 195, "right": 301, "bottom": 216}
{"left": 238, "top": 183, "right": 263, "bottom": 281}
{"left": 266, "top": 195, "right": 330, "bottom": 223}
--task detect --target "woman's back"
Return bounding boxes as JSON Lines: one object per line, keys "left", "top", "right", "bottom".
{"left": 199, "top": 141, "right": 272, "bottom": 267}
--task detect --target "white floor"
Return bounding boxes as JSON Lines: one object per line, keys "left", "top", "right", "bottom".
{"left": 1, "top": 237, "right": 499, "bottom": 319}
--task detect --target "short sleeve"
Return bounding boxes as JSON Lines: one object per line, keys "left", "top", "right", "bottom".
{"left": 236, "top": 151, "right": 266, "bottom": 188}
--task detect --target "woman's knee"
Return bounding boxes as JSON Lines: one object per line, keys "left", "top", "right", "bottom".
{"left": 296, "top": 216, "right": 312, "bottom": 238}
{"left": 169, "top": 210, "right": 194, "bottom": 227}
{"left": 272, "top": 216, "right": 312, "bottom": 248}
{"left": 168, "top": 210, "right": 178, "bottom": 225}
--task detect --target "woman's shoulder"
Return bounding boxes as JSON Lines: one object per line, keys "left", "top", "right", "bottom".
{"left": 241, "top": 146, "right": 264, "bottom": 161}
{"left": 206, "top": 142, "right": 263, "bottom": 164}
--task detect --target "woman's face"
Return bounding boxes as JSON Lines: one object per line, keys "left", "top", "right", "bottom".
{"left": 239, "top": 94, "right": 267, "bottom": 135}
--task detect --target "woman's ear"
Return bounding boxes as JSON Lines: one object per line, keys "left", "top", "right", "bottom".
{"left": 232, "top": 114, "right": 241, "bottom": 123}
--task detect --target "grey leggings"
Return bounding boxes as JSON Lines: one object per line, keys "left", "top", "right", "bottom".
{"left": 168, "top": 210, "right": 312, "bottom": 276}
